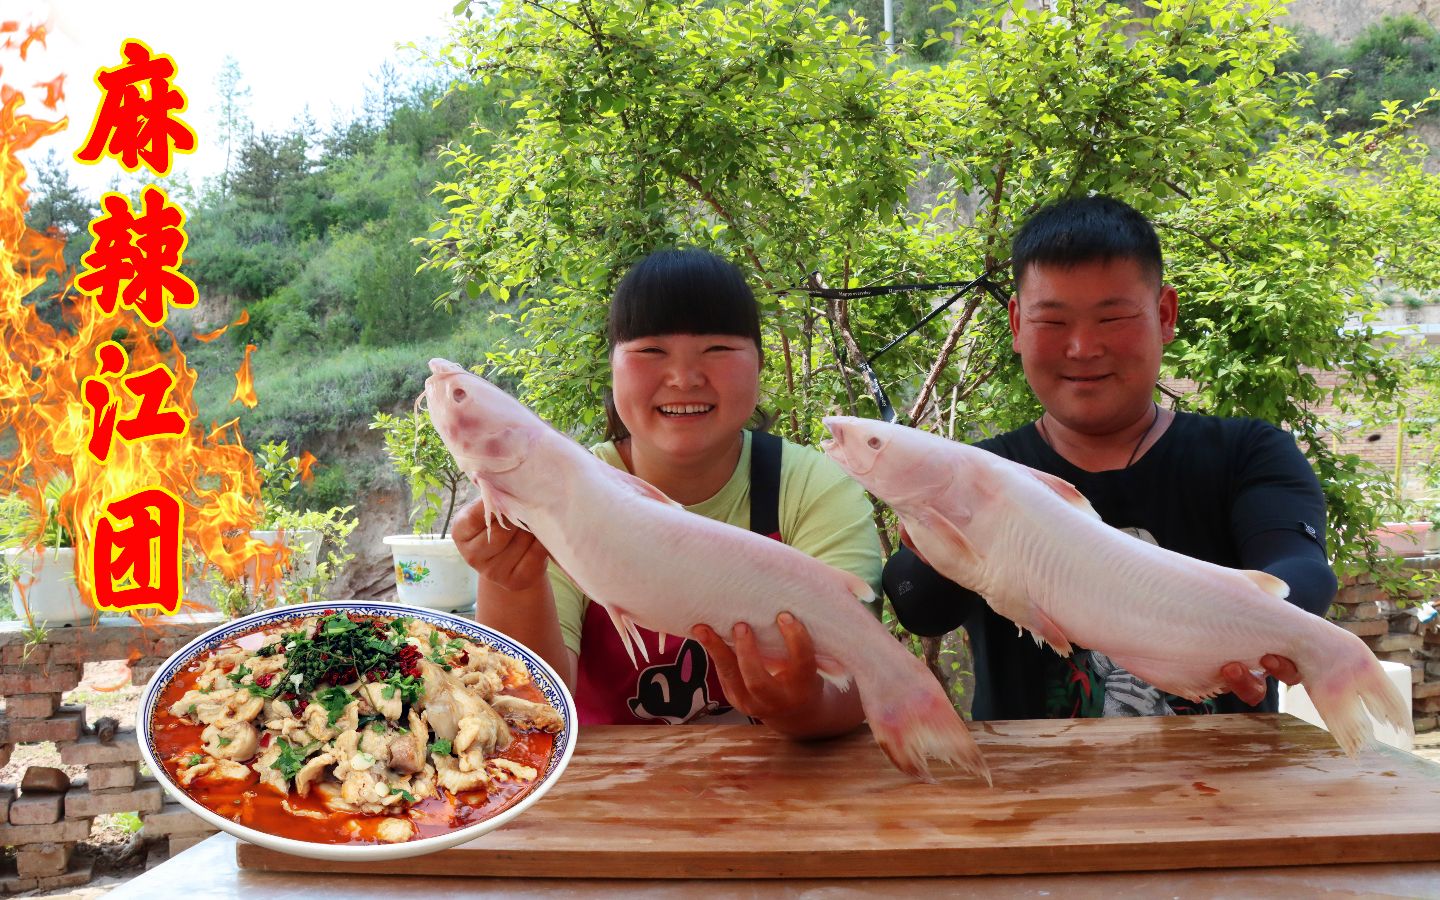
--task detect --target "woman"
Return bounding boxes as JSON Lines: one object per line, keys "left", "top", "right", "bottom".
{"left": 452, "top": 248, "right": 881, "bottom": 738}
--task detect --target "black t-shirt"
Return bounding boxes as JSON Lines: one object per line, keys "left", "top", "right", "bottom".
{"left": 883, "top": 412, "right": 1336, "bottom": 720}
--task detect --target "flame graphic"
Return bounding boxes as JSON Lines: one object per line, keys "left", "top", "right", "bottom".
{"left": 0, "top": 25, "right": 287, "bottom": 617}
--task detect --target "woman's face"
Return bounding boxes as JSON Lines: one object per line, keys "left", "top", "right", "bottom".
{"left": 610, "top": 333, "right": 761, "bottom": 463}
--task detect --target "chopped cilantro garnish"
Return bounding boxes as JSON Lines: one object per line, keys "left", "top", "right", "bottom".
{"left": 316, "top": 686, "right": 352, "bottom": 725}
{"left": 429, "top": 630, "right": 441, "bottom": 649}
{"left": 270, "top": 738, "right": 320, "bottom": 783}
{"left": 226, "top": 663, "right": 252, "bottom": 685}
{"left": 218, "top": 737, "right": 232, "bottom": 746}
{"left": 389, "top": 786, "right": 417, "bottom": 803}
{"left": 185, "top": 753, "right": 204, "bottom": 766}
{"left": 244, "top": 681, "right": 278, "bottom": 698}
{"left": 428, "top": 739, "right": 452, "bottom": 756}
{"left": 384, "top": 673, "right": 424, "bottom": 706}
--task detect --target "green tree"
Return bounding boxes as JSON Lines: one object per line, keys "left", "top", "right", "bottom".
{"left": 1279, "top": 16, "right": 1440, "bottom": 132}
{"left": 214, "top": 56, "right": 253, "bottom": 197}
{"left": 429, "top": 0, "right": 1440, "bottom": 584}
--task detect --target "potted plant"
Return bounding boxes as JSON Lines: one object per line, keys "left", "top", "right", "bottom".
{"left": 371, "top": 406, "right": 477, "bottom": 612}
{"left": 1, "top": 474, "right": 93, "bottom": 631}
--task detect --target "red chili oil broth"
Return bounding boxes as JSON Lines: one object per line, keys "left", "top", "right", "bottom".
{"left": 151, "top": 619, "right": 558, "bottom": 845}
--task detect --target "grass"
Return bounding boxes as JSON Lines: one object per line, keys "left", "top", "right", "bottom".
{"left": 97, "top": 811, "right": 144, "bottom": 834}
{"left": 184, "top": 312, "right": 513, "bottom": 450}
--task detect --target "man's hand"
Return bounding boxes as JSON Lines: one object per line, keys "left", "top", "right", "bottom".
{"left": 692, "top": 612, "right": 829, "bottom": 730}
{"left": 1220, "top": 654, "right": 1300, "bottom": 706}
{"left": 450, "top": 499, "right": 550, "bottom": 591}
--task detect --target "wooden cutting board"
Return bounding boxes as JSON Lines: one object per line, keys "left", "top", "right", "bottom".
{"left": 237, "top": 715, "right": 1440, "bottom": 878}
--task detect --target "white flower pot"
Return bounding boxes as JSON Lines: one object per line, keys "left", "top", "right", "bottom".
{"left": 249, "top": 528, "right": 322, "bottom": 601}
{"left": 4, "top": 546, "right": 93, "bottom": 627}
{"left": 382, "top": 534, "right": 478, "bottom": 612}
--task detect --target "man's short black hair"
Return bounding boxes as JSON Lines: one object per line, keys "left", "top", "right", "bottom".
{"left": 1011, "top": 195, "right": 1163, "bottom": 290}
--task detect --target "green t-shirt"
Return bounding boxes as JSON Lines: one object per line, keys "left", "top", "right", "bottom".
{"left": 550, "top": 430, "right": 884, "bottom": 654}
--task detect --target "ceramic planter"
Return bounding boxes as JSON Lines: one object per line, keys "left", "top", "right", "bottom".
{"left": 382, "top": 534, "right": 478, "bottom": 612}
{"left": 1374, "top": 522, "right": 1439, "bottom": 558}
{"left": 4, "top": 546, "right": 94, "bottom": 626}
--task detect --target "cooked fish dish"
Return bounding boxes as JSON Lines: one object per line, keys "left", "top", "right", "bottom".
{"left": 151, "top": 610, "right": 563, "bottom": 844}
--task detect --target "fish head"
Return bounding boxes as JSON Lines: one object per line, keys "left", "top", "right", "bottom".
{"left": 424, "top": 358, "right": 535, "bottom": 475}
{"left": 821, "top": 416, "right": 956, "bottom": 507}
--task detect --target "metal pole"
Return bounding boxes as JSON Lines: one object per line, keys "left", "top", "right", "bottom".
{"left": 884, "top": 0, "right": 895, "bottom": 55}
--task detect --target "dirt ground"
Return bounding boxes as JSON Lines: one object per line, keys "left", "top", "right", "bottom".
{"left": 4, "top": 663, "right": 1440, "bottom": 898}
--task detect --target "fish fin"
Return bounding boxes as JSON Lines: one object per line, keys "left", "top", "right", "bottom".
{"left": 1104, "top": 653, "right": 1225, "bottom": 704}
{"left": 604, "top": 604, "right": 650, "bottom": 667}
{"left": 1302, "top": 633, "right": 1411, "bottom": 757}
{"left": 860, "top": 677, "right": 990, "bottom": 786}
{"left": 815, "top": 656, "right": 853, "bottom": 692}
{"left": 1242, "top": 569, "right": 1290, "bottom": 600}
{"left": 836, "top": 567, "right": 876, "bottom": 606}
{"left": 1026, "top": 607, "right": 1073, "bottom": 657}
{"left": 1024, "top": 466, "right": 1100, "bottom": 520}
{"left": 615, "top": 469, "right": 684, "bottom": 509}
{"left": 918, "top": 510, "right": 982, "bottom": 572}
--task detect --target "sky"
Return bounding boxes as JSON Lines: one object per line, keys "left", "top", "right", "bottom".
{"left": 8, "top": 0, "right": 465, "bottom": 198}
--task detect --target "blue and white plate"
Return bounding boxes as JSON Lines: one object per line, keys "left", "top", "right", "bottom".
{"left": 137, "top": 601, "right": 578, "bottom": 861}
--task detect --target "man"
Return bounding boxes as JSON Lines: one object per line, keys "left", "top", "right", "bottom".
{"left": 885, "top": 195, "right": 1338, "bottom": 719}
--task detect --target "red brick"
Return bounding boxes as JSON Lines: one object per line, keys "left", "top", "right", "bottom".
{"left": 1412, "top": 680, "right": 1440, "bottom": 699}
{"left": 1414, "top": 714, "right": 1439, "bottom": 732}
{"left": 59, "top": 731, "right": 143, "bottom": 766}
{"left": 64, "top": 781, "right": 163, "bottom": 819}
{"left": 88, "top": 763, "right": 138, "bottom": 793}
{"left": 0, "top": 816, "right": 90, "bottom": 845}
{"left": 0, "top": 665, "right": 80, "bottom": 695}
{"left": 167, "top": 832, "right": 215, "bottom": 854}
{"left": 0, "top": 874, "right": 39, "bottom": 894}
{"left": 15, "top": 842, "right": 70, "bottom": 878}
{"left": 0, "top": 745, "right": 10, "bottom": 767}
{"left": 1337, "top": 619, "right": 1388, "bottom": 637}
{"left": 9, "top": 791, "right": 63, "bottom": 825}
{"left": 1414, "top": 695, "right": 1440, "bottom": 713}
{"left": 1336, "top": 583, "right": 1387, "bottom": 605}
{"left": 142, "top": 801, "right": 217, "bottom": 837}
{"left": 4, "top": 693, "right": 59, "bottom": 720}
{"left": 3, "top": 706, "right": 84, "bottom": 744}
{"left": 19, "top": 766, "right": 69, "bottom": 794}
{"left": 1365, "top": 633, "right": 1424, "bottom": 653}
{"left": 35, "top": 857, "right": 92, "bottom": 890}
{"left": 0, "top": 784, "right": 11, "bottom": 821}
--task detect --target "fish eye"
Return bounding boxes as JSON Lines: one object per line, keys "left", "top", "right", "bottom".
{"left": 866, "top": 436, "right": 882, "bottom": 450}
{"left": 451, "top": 386, "right": 467, "bottom": 403}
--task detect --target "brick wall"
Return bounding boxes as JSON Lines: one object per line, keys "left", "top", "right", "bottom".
{"left": 0, "top": 614, "right": 225, "bottom": 894}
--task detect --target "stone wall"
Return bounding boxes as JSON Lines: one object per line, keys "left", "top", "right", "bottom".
{"left": 0, "top": 614, "right": 225, "bottom": 894}
{"left": 1332, "top": 555, "right": 1440, "bottom": 732}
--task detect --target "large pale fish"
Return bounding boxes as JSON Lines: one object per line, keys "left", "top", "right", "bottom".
{"left": 423, "top": 359, "right": 990, "bottom": 783}
{"left": 820, "top": 416, "right": 1410, "bottom": 757}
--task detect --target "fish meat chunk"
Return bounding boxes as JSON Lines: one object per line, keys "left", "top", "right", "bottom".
{"left": 423, "top": 359, "right": 989, "bottom": 783}
{"left": 820, "top": 416, "right": 1411, "bottom": 757}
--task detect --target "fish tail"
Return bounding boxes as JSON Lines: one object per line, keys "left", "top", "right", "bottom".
{"left": 1302, "top": 637, "right": 1411, "bottom": 757}
{"left": 860, "top": 676, "right": 991, "bottom": 786}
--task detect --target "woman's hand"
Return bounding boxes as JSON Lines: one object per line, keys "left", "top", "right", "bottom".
{"left": 693, "top": 612, "right": 863, "bottom": 739}
{"left": 450, "top": 500, "right": 550, "bottom": 591}
{"left": 1220, "top": 654, "right": 1300, "bottom": 706}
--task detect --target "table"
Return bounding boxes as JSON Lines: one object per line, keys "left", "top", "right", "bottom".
{"left": 112, "top": 715, "right": 1440, "bottom": 897}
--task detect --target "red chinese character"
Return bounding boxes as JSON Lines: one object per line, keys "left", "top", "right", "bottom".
{"left": 81, "top": 341, "right": 189, "bottom": 464}
{"left": 92, "top": 487, "right": 183, "bottom": 614}
{"left": 77, "top": 186, "right": 197, "bottom": 327}
{"left": 74, "top": 39, "right": 195, "bottom": 175}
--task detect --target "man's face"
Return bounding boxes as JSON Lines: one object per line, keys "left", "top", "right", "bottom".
{"left": 1009, "top": 257, "right": 1177, "bottom": 436}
